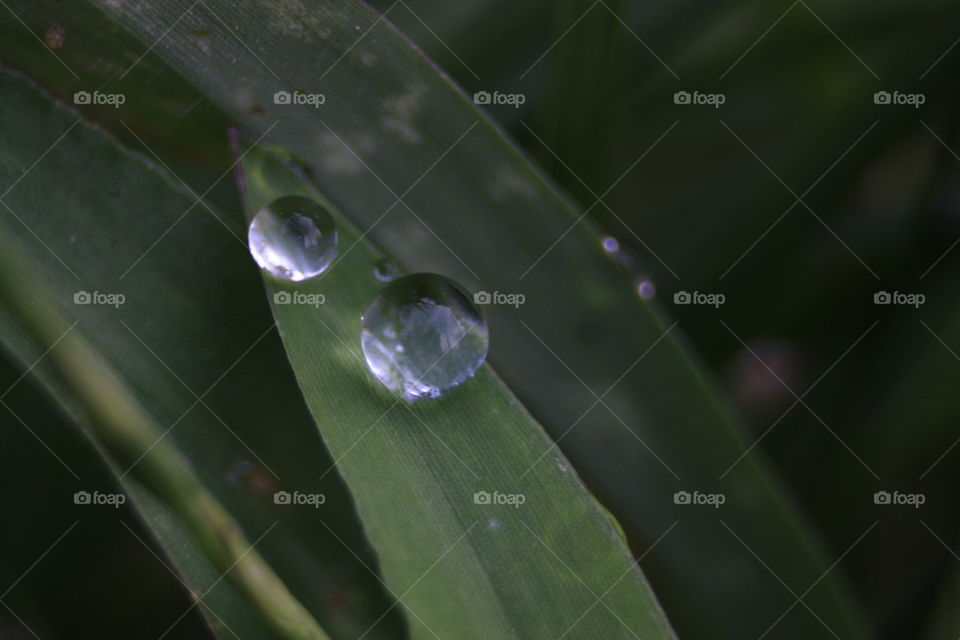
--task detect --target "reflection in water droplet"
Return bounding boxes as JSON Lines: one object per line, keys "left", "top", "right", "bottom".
{"left": 248, "top": 195, "right": 337, "bottom": 281}
{"left": 361, "top": 274, "right": 488, "bottom": 400}
{"left": 601, "top": 236, "right": 620, "bottom": 253}
{"left": 372, "top": 258, "right": 399, "bottom": 282}
{"left": 635, "top": 277, "right": 656, "bottom": 300}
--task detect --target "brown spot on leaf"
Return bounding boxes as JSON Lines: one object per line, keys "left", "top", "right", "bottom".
{"left": 193, "top": 27, "right": 210, "bottom": 37}
{"left": 44, "top": 24, "right": 65, "bottom": 50}
{"left": 245, "top": 468, "right": 277, "bottom": 495}
{"left": 250, "top": 104, "right": 265, "bottom": 116}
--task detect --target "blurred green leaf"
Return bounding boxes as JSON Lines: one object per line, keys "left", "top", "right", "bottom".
{"left": 0, "top": 352, "right": 213, "bottom": 639}
{"left": 530, "top": 0, "right": 631, "bottom": 202}
{"left": 0, "top": 69, "right": 401, "bottom": 639}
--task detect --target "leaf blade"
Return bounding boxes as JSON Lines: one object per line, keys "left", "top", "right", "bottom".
{"left": 238, "top": 142, "right": 678, "bottom": 640}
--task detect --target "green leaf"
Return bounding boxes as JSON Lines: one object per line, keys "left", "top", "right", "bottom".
{"left": 531, "top": 0, "right": 631, "bottom": 203}
{"left": 0, "top": 350, "right": 216, "bottom": 639}
{"left": 73, "top": 1, "right": 868, "bottom": 636}
{"left": 0, "top": 69, "right": 402, "bottom": 639}
{"left": 237, "top": 140, "right": 677, "bottom": 640}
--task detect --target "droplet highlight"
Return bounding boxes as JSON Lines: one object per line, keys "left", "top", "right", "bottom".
{"left": 361, "top": 273, "right": 488, "bottom": 400}
{"left": 248, "top": 195, "right": 337, "bottom": 281}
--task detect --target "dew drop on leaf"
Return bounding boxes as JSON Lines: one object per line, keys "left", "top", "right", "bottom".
{"left": 372, "top": 258, "right": 399, "bottom": 282}
{"left": 248, "top": 195, "right": 337, "bottom": 281}
{"left": 635, "top": 277, "right": 656, "bottom": 300}
{"left": 361, "top": 274, "right": 488, "bottom": 400}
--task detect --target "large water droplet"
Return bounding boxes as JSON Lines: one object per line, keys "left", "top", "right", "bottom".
{"left": 248, "top": 196, "right": 337, "bottom": 281}
{"left": 361, "top": 274, "right": 488, "bottom": 400}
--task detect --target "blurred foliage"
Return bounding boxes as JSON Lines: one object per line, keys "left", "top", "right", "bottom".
{"left": 381, "top": 1, "right": 960, "bottom": 636}
{"left": 1, "top": 0, "right": 959, "bottom": 638}
{"left": 0, "top": 354, "right": 210, "bottom": 639}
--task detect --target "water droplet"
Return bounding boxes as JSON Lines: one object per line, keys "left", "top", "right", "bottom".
{"left": 372, "top": 258, "right": 400, "bottom": 282}
{"left": 635, "top": 277, "right": 656, "bottom": 300}
{"left": 601, "top": 236, "right": 620, "bottom": 253}
{"left": 248, "top": 196, "right": 337, "bottom": 281}
{"left": 361, "top": 274, "right": 488, "bottom": 400}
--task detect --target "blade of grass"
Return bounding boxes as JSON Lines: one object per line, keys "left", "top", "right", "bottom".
{"left": 236, "top": 140, "right": 678, "bottom": 640}
{"left": 0, "top": 69, "right": 402, "bottom": 640}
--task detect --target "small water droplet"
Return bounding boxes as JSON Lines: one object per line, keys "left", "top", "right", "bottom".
{"left": 248, "top": 196, "right": 337, "bottom": 281}
{"left": 372, "top": 258, "right": 400, "bottom": 282}
{"left": 601, "top": 236, "right": 619, "bottom": 253}
{"left": 635, "top": 277, "right": 656, "bottom": 300}
{"left": 361, "top": 274, "right": 488, "bottom": 400}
